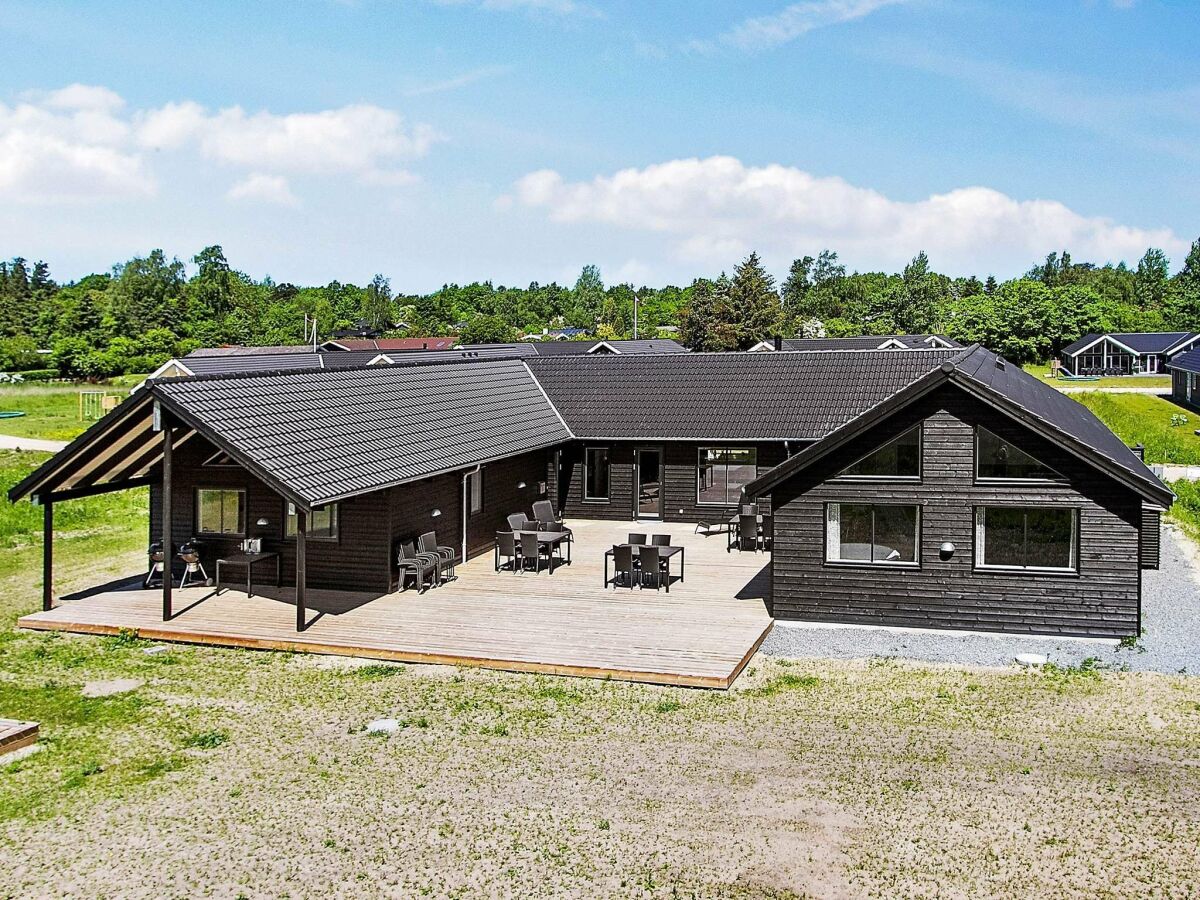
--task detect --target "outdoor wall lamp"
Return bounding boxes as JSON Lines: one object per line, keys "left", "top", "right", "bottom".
{"left": 517, "top": 481, "right": 527, "bottom": 489}
{"left": 939, "top": 541, "right": 956, "bottom": 561}
{"left": 431, "top": 509, "right": 441, "bottom": 518}
{"left": 256, "top": 517, "right": 270, "bottom": 527}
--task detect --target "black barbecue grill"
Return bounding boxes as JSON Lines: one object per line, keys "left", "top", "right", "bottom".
{"left": 145, "top": 541, "right": 169, "bottom": 588}
{"left": 178, "top": 538, "right": 210, "bottom": 588}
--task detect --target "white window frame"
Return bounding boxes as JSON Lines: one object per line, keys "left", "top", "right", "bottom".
{"left": 583, "top": 446, "right": 611, "bottom": 502}
{"left": 974, "top": 506, "right": 1078, "bottom": 573}
{"left": 824, "top": 502, "right": 920, "bottom": 568}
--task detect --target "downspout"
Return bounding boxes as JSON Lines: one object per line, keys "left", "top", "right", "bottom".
{"left": 461, "top": 463, "right": 481, "bottom": 563}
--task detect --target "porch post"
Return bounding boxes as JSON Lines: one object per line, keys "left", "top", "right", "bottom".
{"left": 42, "top": 500, "right": 54, "bottom": 611}
{"left": 295, "top": 510, "right": 307, "bottom": 632}
{"left": 162, "top": 423, "right": 173, "bottom": 621}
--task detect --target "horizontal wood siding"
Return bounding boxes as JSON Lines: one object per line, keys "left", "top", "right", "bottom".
{"left": 466, "top": 449, "right": 554, "bottom": 559}
{"left": 388, "top": 471, "right": 462, "bottom": 586}
{"left": 555, "top": 441, "right": 789, "bottom": 523}
{"left": 150, "top": 434, "right": 391, "bottom": 593}
{"left": 768, "top": 386, "right": 1143, "bottom": 637}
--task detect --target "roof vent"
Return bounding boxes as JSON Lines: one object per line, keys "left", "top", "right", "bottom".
{"left": 939, "top": 360, "right": 956, "bottom": 374}
{"left": 995, "top": 357, "right": 1005, "bottom": 370}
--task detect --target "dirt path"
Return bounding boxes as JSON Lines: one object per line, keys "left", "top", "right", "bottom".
{"left": 0, "top": 434, "right": 66, "bottom": 452}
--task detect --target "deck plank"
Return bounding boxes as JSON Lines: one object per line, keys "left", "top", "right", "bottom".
{"left": 18, "top": 520, "right": 773, "bottom": 688}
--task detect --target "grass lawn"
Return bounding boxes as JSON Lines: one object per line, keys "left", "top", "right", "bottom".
{"left": 1022, "top": 361, "right": 1171, "bottom": 390}
{"left": 1, "top": 453, "right": 1198, "bottom": 897}
{"left": 0, "top": 377, "right": 144, "bottom": 442}
{"left": 1072, "top": 392, "right": 1200, "bottom": 464}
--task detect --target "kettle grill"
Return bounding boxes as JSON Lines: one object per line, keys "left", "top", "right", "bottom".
{"left": 178, "top": 538, "right": 210, "bottom": 588}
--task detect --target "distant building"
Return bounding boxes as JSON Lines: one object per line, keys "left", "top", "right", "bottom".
{"left": 522, "top": 327, "right": 591, "bottom": 341}
{"left": 1059, "top": 332, "right": 1200, "bottom": 376}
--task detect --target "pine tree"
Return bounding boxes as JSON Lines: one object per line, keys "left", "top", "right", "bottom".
{"left": 728, "top": 251, "right": 780, "bottom": 348}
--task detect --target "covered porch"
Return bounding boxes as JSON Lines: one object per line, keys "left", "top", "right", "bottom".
{"left": 18, "top": 519, "right": 774, "bottom": 689}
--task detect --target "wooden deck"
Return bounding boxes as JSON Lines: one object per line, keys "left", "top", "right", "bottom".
{"left": 19, "top": 520, "right": 773, "bottom": 688}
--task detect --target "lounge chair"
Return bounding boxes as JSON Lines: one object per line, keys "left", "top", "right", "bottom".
{"left": 532, "top": 499, "right": 559, "bottom": 525}
{"left": 507, "top": 513, "right": 534, "bottom": 532}
{"left": 611, "top": 544, "right": 635, "bottom": 589}
{"left": 419, "top": 531, "right": 456, "bottom": 581}
{"left": 495, "top": 531, "right": 520, "bottom": 573}
{"left": 397, "top": 541, "right": 438, "bottom": 592}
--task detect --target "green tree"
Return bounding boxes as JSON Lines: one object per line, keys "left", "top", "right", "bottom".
{"left": 727, "top": 251, "right": 780, "bottom": 347}
{"left": 458, "top": 313, "right": 517, "bottom": 344}
{"left": 1135, "top": 248, "right": 1170, "bottom": 309}
{"left": 781, "top": 256, "right": 814, "bottom": 310}
{"left": 362, "top": 273, "right": 394, "bottom": 331}
{"left": 572, "top": 264, "right": 604, "bottom": 326}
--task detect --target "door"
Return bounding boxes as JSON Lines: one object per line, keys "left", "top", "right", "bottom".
{"left": 635, "top": 448, "right": 662, "bottom": 520}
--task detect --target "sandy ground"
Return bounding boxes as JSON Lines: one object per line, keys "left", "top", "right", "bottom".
{"left": 2, "top": 649, "right": 1199, "bottom": 899}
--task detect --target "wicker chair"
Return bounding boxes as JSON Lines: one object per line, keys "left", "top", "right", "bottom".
{"left": 495, "top": 531, "right": 520, "bottom": 573}
{"left": 651, "top": 534, "right": 671, "bottom": 546}
{"left": 397, "top": 541, "right": 438, "bottom": 592}
{"left": 419, "top": 531, "right": 456, "bottom": 581}
{"left": 611, "top": 544, "right": 635, "bottom": 589}
{"left": 628, "top": 533, "right": 647, "bottom": 545}
{"left": 520, "top": 531, "right": 551, "bottom": 574}
{"left": 638, "top": 545, "right": 666, "bottom": 591}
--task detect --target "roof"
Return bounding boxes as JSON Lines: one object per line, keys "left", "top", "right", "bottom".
{"left": 178, "top": 353, "right": 328, "bottom": 376}
{"left": 744, "top": 344, "right": 1171, "bottom": 508}
{"left": 149, "top": 359, "right": 571, "bottom": 507}
{"left": 320, "top": 337, "right": 457, "bottom": 352}
{"left": 1167, "top": 348, "right": 1200, "bottom": 375}
{"left": 529, "top": 339, "right": 688, "bottom": 356}
{"left": 752, "top": 335, "right": 962, "bottom": 352}
{"left": 186, "top": 345, "right": 315, "bottom": 357}
{"left": 1061, "top": 332, "right": 1200, "bottom": 356}
{"left": 527, "top": 349, "right": 963, "bottom": 440}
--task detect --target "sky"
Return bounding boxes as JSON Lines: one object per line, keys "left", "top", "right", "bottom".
{"left": 0, "top": 0, "right": 1198, "bottom": 291}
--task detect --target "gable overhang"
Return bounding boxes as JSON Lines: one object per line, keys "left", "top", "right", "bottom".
{"left": 1063, "top": 334, "right": 1139, "bottom": 357}
{"left": 1164, "top": 333, "right": 1200, "bottom": 356}
{"left": 587, "top": 341, "right": 620, "bottom": 354}
{"left": 745, "top": 357, "right": 1173, "bottom": 509}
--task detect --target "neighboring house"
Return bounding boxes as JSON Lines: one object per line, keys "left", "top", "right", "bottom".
{"left": 529, "top": 339, "right": 689, "bottom": 356}
{"left": 747, "top": 335, "right": 962, "bottom": 352}
{"left": 522, "top": 327, "right": 591, "bottom": 341}
{"left": 1167, "top": 348, "right": 1200, "bottom": 406}
{"left": 320, "top": 337, "right": 457, "bottom": 352}
{"left": 1058, "top": 332, "right": 1200, "bottom": 376}
{"left": 12, "top": 343, "right": 1169, "bottom": 640}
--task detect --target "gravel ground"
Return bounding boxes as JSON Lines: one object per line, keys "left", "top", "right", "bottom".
{"left": 762, "top": 523, "right": 1200, "bottom": 675}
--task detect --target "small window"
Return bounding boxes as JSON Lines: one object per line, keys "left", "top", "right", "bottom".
{"left": 976, "top": 507, "right": 1076, "bottom": 571}
{"left": 826, "top": 503, "right": 919, "bottom": 566}
{"left": 697, "top": 447, "right": 757, "bottom": 506}
{"left": 584, "top": 447, "right": 610, "bottom": 501}
{"left": 286, "top": 502, "right": 339, "bottom": 541}
{"left": 839, "top": 425, "right": 921, "bottom": 479}
{"left": 976, "top": 427, "right": 1058, "bottom": 480}
{"left": 196, "top": 488, "right": 245, "bottom": 535}
{"left": 468, "top": 469, "right": 483, "bottom": 515}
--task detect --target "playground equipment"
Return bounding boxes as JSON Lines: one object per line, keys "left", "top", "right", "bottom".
{"left": 79, "top": 391, "right": 120, "bottom": 421}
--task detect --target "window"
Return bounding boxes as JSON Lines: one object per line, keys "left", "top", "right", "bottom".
{"left": 839, "top": 425, "right": 921, "bottom": 479}
{"left": 584, "top": 447, "right": 610, "bottom": 501}
{"left": 975, "top": 507, "right": 1076, "bottom": 571}
{"left": 286, "top": 502, "right": 339, "bottom": 540}
{"left": 195, "top": 488, "right": 244, "bottom": 535}
{"left": 697, "top": 448, "right": 757, "bottom": 506}
{"left": 976, "top": 427, "right": 1058, "bottom": 481}
{"left": 825, "top": 503, "right": 919, "bottom": 565}
{"left": 467, "top": 469, "right": 483, "bottom": 515}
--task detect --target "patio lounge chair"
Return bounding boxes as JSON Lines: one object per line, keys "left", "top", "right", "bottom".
{"left": 611, "top": 544, "right": 635, "bottom": 589}
{"left": 651, "top": 534, "right": 671, "bottom": 546}
{"left": 494, "top": 531, "right": 521, "bottom": 573}
{"left": 419, "top": 531, "right": 456, "bottom": 581}
{"left": 628, "top": 533, "right": 647, "bottom": 545}
{"left": 507, "top": 512, "right": 534, "bottom": 532}
{"left": 520, "top": 531, "right": 552, "bottom": 574}
{"left": 532, "top": 499, "right": 560, "bottom": 525}
{"left": 397, "top": 541, "right": 438, "bottom": 592}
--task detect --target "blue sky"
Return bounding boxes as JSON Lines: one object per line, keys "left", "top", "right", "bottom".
{"left": 1, "top": 0, "right": 1197, "bottom": 290}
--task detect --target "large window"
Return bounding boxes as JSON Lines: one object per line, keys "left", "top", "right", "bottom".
{"left": 286, "top": 502, "right": 339, "bottom": 541}
{"left": 976, "top": 427, "right": 1058, "bottom": 481}
{"left": 975, "top": 507, "right": 1076, "bottom": 571}
{"left": 584, "top": 447, "right": 610, "bottom": 501}
{"left": 467, "top": 469, "right": 483, "bottom": 515}
{"left": 196, "top": 488, "right": 245, "bottom": 536}
{"left": 697, "top": 447, "right": 758, "bottom": 506}
{"left": 838, "top": 425, "right": 921, "bottom": 479}
{"left": 825, "top": 503, "right": 919, "bottom": 566}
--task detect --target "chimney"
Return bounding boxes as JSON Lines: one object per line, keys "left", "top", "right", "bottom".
{"left": 1132, "top": 443, "right": 1145, "bottom": 461}
{"left": 773, "top": 335, "right": 783, "bottom": 351}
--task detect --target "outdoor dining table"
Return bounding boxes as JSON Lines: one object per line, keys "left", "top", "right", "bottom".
{"left": 602, "top": 544, "right": 685, "bottom": 591}
{"left": 215, "top": 551, "right": 281, "bottom": 598}
{"left": 517, "top": 530, "right": 572, "bottom": 568}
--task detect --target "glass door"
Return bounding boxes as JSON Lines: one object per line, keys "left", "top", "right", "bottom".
{"left": 636, "top": 449, "right": 662, "bottom": 519}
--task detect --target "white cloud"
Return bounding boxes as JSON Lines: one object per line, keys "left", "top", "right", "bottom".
{"left": 226, "top": 173, "right": 300, "bottom": 207}
{"left": 510, "top": 156, "right": 1187, "bottom": 275}
{"left": 403, "top": 65, "right": 512, "bottom": 97}
{"left": 718, "top": 0, "right": 908, "bottom": 52}
{"left": 0, "top": 85, "right": 148, "bottom": 202}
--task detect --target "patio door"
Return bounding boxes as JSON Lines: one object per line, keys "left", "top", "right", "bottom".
{"left": 635, "top": 448, "right": 662, "bottom": 520}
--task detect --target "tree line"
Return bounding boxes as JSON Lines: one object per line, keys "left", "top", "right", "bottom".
{"left": 2, "top": 240, "right": 1199, "bottom": 377}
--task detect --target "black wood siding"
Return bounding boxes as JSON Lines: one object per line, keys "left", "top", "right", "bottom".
{"left": 767, "top": 386, "right": 1144, "bottom": 637}
{"left": 552, "top": 441, "right": 789, "bottom": 523}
